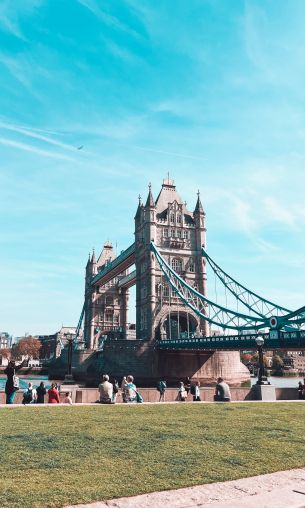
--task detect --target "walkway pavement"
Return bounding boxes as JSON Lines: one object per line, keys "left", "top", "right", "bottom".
{"left": 65, "top": 468, "right": 305, "bottom": 508}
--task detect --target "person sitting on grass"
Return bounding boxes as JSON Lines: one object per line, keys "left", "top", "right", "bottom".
{"left": 63, "top": 392, "right": 73, "bottom": 404}
{"left": 124, "top": 375, "right": 138, "bottom": 403}
{"left": 48, "top": 383, "right": 60, "bottom": 404}
{"left": 178, "top": 381, "right": 187, "bottom": 401}
{"left": 22, "top": 382, "right": 37, "bottom": 405}
{"left": 214, "top": 377, "right": 231, "bottom": 402}
{"left": 98, "top": 374, "right": 113, "bottom": 404}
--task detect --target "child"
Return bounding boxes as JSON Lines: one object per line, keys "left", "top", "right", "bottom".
{"left": 63, "top": 392, "right": 73, "bottom": 404}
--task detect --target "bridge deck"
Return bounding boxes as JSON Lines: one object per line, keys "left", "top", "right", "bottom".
{"left": 156, "top": 330, "right": 305, "bottom": 351}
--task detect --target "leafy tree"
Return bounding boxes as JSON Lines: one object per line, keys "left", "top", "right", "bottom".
{"left": 12, "top": 336, "right": 41, "bottom": 360}
{"left": 251, "top": 353, "right": 269, "bottom": 368}
{"left": 0, "top": 348, "right": 11, "bottom": 359}
{"left": 272, "top": 354, "right": 284, "bottom": 371}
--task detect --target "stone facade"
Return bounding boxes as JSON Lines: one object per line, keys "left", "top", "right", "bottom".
{"left": 79, "top": 178, "right": 250, "bottom": 385}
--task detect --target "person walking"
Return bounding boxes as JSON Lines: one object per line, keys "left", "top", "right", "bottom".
{"left": 48, "top": 383, "right": 60, "bottom": 404}
{"left": 4, "top": 359, "right": 26, "bottom": 404}
{"left": 157, "top": 380, "right": 167, "bottom": 402}
{"left": 214, "top": 377, "right": 231, "bottom": 402}
{"left": 98, "top": 374, "right": 113, "bottom": 404}
{"left": 36, "top": 381, "right": 47, "bottom": 404}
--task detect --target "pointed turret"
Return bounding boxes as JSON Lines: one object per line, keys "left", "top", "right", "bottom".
{"left": 194, "top": 190, "right": 204, "bottom": 214}
{"left": 145, "top": 183, "right": 155, "bottom": 208}
{"left": 91, "top": 248, "right": 96, "bottom": 264}
{"left": 86, "top": 252, "right": 91, "bottom": 268}
{"left": 135, "top": 195, "right": 142, "bottom": 219}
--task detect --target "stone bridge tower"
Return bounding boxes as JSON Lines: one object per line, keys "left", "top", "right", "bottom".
{"left": 135, "top": 178, "right": 209, "bottom": 342}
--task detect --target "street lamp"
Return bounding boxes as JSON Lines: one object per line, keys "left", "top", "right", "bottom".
{"left": 255, "top": 336, "right": 268, "bottom": 385}
{"left": 63, "top": 333, "right": 75, "bottom": 385}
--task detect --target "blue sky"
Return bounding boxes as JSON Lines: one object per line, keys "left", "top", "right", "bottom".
{"left": 1, "top": 0, "right": 305, "bottom": 337}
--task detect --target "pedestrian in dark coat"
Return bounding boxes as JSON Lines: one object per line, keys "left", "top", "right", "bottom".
{"left": 4, "top": 359, "right": 26, "bottom": 404}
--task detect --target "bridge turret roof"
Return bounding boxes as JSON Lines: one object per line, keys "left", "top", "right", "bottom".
{"left": 155, "top": 178, "right": 185, "bottom": 213}
{"left": 145, "top": 183, "right": 155, "bottom": 208}
{"left": 97, "top": 242, "right": 116, "bottom": 268}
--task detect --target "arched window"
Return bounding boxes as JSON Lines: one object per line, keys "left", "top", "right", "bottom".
{"left": 171, "top": 229, "right": 175, "bottom": 237}
{"left": 177, "top": 214, "right": 182, "bottom": 224}
{"left": 170, "top": 213, "right": 175, "bottom": 224}
{"left": 189, "top": 259, "right": 195, "bottom": 272}
{"left": 177, "top": 230, "right": 182, "bottom": 238}
{"left": 171, "top": 258, "right": 183, "bottom": 273}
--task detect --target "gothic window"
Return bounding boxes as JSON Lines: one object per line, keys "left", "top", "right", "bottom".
{"left": 177, "top": 230, "right": 182, "bottom": 238}
{"left": 183, "top": 230, "right": 189, "bottom": 239}
{"left": 171, "top": 229, "right": 175, "bottom": 237}
{"left": 163, "top": 228, "right": 168, "bottom": 237}
{"left": 170, "top": 213, "right": 175, "bottom": 224}
{"left": 106, "top": 296, "right": 113, "bottom": 305}
{"left": 189, "top": 259, "right": 195, "bottom": 272}
{"left": 163, "top": 284, "right": 169, "bottom": 297}
{"left": 105, "top": 313, "right": 113, "bottom": 322}
{"left": 177, "top": 214, "right": 182, "bottom": 224}
{"left": 171, "top": 258, "right": 183, "bottom": 273}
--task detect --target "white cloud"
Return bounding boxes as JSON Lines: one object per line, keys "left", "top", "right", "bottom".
{"left": 0, "top": 137, "right": 75, "bottom": 161}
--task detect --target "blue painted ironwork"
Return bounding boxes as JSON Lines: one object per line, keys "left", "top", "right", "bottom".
{"left": 151, "top": 242, "right": 267, "bottom": 331}
{"left": 202, "top": 247, "right": 291, "bottom": 318}
{"left": 156, "top": 329, "right": 305, "bottom": 351}
{"left": 91, "top": 242, "right": 135, "bottom": 286}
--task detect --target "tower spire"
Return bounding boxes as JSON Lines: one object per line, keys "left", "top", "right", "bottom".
{"left": 194, "top": 189, "right": 204, "bottom": 213}
{"left": 145, "top": 182, "right": 155, "bottom": 207}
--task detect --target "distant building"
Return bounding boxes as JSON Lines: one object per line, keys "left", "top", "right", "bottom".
{"left": 0, "top": 332, "right": 12, "bottom": 349}
{"left": 38, "top": 326, "right": 83, "bottom": 361}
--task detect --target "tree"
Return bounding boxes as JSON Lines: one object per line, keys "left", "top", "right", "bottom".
{"left": 0, "top": 348, "right": 11, "bottom": 359}
{"left": 251, "top": 353, "right": 269, "bottom": 369}
{"left": 272, "top": 354, "right": 284, "bottom": 371}
{"left": 241, "top": 353, "right": 252, "bottom": 364}
{"left": 12, "top": 336, "right": 42, "bottom": 360}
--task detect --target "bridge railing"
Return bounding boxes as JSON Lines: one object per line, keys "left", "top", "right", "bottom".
{"left": 91, "top": 243, "right": 135, "bottom": 286}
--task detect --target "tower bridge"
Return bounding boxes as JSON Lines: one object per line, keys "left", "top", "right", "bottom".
{"left": 69, "top": 178, "right": 305, "bottom": 385}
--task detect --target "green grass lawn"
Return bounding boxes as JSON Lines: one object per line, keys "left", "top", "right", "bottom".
{"left": 0, "top": 403, "right": 305, "bottom": 508}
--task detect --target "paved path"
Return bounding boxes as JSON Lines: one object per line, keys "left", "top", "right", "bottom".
{"left": 65, "top": 468, "right": 305, "bottom": 508}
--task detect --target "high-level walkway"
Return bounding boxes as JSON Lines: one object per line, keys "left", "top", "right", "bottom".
{"left": 65, "top": 467, "right": 305, "bottom": 508}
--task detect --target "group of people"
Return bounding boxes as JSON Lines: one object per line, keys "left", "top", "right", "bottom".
{"left": 22, "top": 382, "right": 73, "bottom": 405}
{"left": 159, "top": 376, "right": 231, "bottom": 402}
{"left": 98, "top": 374, "right": 143, "bottom": 404}
{"left": 4, "top": 359, "right": 72, "bottom": 405}
{"left": 297, "top": 379, "right": 305, "bottom": 399}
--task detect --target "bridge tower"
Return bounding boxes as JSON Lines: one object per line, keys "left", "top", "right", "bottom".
{"left": 135, "top": 178, "right": 209, "bottom": 342}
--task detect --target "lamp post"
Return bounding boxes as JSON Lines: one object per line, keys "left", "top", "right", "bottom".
{"left": 255, "top": 336, "right": 267, "bottom": 385}
{"left": 63, "top": 333, "right": 75, "bottom": 385}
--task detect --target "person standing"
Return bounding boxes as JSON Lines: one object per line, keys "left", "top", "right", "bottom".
{"left": 4, "top": 359, "right": 26, "bottom": 404}
{"left": 297, "top": 381, "right": 303, "bottom": 400}
{"left": 36, "top": 381, "right": 47, "bottom": 404}
{"left": 98, "top": 374, "right": 113, "bottom": 404}
{"left": 157, "top": 380, "right": 167, "bottom": 402}
{"left": 214, "top": 377, "right": 231, "bottom": 402}
{"left": 191, "top": 381, "right": 201, "bottom": 401}
{"left": 184, "top": 377, "right": 191, "bottom": 396}
{"left": 48, "top": 383, "right": 60, "bottom": 403}
{"left": 121, "top": 376, "right": 127, "bottom": 402}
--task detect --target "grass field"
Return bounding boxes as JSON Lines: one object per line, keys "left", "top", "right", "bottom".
{"left": 0, "top": 403, "right": 304, "bottom": 508}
